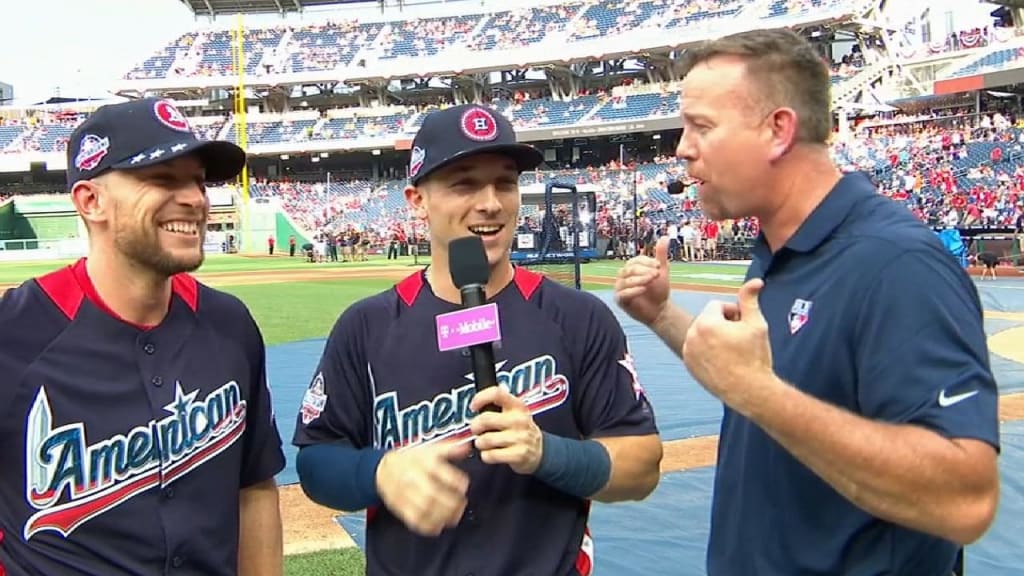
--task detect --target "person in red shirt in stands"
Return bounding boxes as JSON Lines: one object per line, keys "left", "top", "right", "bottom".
{"left": 704, "top": 219, "right": 719, "bottom": 261}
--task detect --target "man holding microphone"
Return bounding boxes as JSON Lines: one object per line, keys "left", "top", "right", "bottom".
{"left": 292, "top": 103, "right": 663, "bottom": 576}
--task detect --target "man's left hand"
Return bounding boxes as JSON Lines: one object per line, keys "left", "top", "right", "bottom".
{"left": 469, "top": 387, "right": 543, "bottom": 475}
{"left": 682, "top": 278, "right": 778, "bottom": 410}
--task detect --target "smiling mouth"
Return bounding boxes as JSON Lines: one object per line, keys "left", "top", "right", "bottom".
{"left": 468, "top": 224, "right": 503, "bottom": 237}
{"left": 160, "top": 221, "right": 200, "bottom": 236}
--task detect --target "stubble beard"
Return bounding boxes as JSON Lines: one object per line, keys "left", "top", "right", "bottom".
{"left": 114, "top": 219, "right": 206, "bottom": 277}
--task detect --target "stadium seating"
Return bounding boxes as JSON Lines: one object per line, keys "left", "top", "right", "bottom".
{"left": 8, "top": 0, "right": 1024, "bottom": 247}
{"left": 120, "top": 0, "right": 865, "bottom": 81}
{"left": 236, "top": 116, "right": 1024, "bottom": 239}
{"left": 7, "top": 106, "right": 1023, "bottom": 238}
{"left": 468, "top": 5, "right": 585, "bottom": 52}
{"left": 948, "top": 46, "right": 1024, "bottom": 78}
{"left": 662, "top": 0, "right": 744, "bottom": 29}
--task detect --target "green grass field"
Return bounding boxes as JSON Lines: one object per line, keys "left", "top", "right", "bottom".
{"left": 0, "top": 255, "right": 749, "bottom": 347}
{"left": 0, "top": 253, "right": 749, "bottom": 574}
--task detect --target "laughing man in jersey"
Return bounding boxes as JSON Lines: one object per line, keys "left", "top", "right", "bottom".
{"left": 293, "top": 103, "right": 663, "bottom": 576}
{"left": 0, "top": 98, "right": 286, "bottom": 576}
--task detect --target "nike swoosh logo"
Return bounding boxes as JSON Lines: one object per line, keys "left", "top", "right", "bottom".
{"left": 938, "top": 389, "right": 980, "bottom": 408}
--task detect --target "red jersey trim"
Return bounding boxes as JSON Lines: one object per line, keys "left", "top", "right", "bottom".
{"left": 35, "top": 258, "right": 199, "bottom": 328}
{"left": 395, "top": 266, "right": 542, "bottom": 306}
{"left": 513, "top": 266, "right": 543, "bottom": 300}
{"left": 395, "top": 270, "right": 425, "bottom": 307}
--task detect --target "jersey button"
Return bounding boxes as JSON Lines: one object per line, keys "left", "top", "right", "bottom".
{"left": 163, "top": 487, "right": 174, "bottom": 499}
{"left": 171, "top": 556, "right": 183, "bottom": 568}
{"left": 143, "top": 343, "right": 156, "bottom": 355}
{"left": 152, "top": 376, "right": 163, "bottom": 387}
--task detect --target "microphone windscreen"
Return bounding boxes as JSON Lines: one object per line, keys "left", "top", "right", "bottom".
{"left": 448, "top": 235, "right": 490, "bottom": 288}
{"left": 667, "top": 180, "right": 686, "bottom": 195}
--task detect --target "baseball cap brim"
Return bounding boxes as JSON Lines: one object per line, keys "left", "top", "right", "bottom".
{"left": 413, "top": 143, "right": 544, "bottom": 185}
{"left": 109, "top": 139, "right": 247, "bottom": 183}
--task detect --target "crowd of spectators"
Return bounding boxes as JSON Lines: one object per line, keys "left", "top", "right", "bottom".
{"left": 122, "top": 0, "right": 855, "bottom": 81}
{"left": 5, "top": 96, "right": 1024, "bottom": 262}
{"left": 234, "top": 109, "right": 1024, "bottom": 258}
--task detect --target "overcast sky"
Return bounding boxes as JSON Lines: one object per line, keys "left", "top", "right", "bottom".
{"left": 0, "top": 0, "right": 1000, "bottom": 105}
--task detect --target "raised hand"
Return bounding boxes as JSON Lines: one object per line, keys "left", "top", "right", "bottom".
{"left": 614, "top": 236, "right": 671, "bottom": 326}
{"left": 682, "top": 278, "right": 774, "bottom": 408}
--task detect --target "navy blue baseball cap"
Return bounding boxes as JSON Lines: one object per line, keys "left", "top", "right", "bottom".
{"left": 66, "top": 97, "right": 246, "bottom": 189}
{"left": 408, "top": 103, "right": 544, "bottom": 186}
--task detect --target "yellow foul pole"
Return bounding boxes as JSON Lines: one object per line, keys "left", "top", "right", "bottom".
{"left": 232, "top": 13, "right": 251, "bottom": 252}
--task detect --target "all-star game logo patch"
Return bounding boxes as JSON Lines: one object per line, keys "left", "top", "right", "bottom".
{"left": 300, "top": 372, "right": 328, "bottom": 425}
{"left": 154, "top": 100, "right": 191, "bottom": 133}
{"left": 409, "top": 146, "right": 426, "bottom": 179}
{"left": 460, "top": 107, "right": 499, "bottom": 142}
{"left": 74, "top": 134, "right": 110, "bottom": 171}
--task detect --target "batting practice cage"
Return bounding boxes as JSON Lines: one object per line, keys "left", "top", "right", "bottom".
{"left": 512, "top": 182, "right": 598, "bottom": 290}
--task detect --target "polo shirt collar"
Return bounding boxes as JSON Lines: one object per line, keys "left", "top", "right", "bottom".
{"left": 752, "top": 171, "right": 876, "bottom": 260}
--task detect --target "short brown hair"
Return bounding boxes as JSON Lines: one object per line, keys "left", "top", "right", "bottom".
{"left": 680, "top": 28, "right": 833, "bottom": 145}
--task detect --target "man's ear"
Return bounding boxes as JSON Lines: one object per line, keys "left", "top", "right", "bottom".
{"left": 404, "top": 184, "right": 428, "bottom": 221}
{"left": 70, "top": 179, "right": 108, "bottom": 227}
{"left": 765, "top": 107, "right": 799, "bottom": 162}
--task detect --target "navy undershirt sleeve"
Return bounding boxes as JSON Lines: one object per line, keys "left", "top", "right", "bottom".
{"left": 295, "top": 443, "right": 385, "bottom": 511}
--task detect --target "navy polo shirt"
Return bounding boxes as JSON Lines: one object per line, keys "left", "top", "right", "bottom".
{"left": 707, "top": 172, "right": 999, "bottom": 576}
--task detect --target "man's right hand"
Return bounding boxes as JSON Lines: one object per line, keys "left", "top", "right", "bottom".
{"left": 615, "top": 236, "right": 671, "bottom": 326}
{"left": 375, "top": 440, "right": 472, "bottom": 537}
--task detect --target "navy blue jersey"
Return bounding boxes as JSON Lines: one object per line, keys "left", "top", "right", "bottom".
{"left": 0, "top": 259, "right": 286, "bottom": 576}
{"left": 708, "top": 172, "right": 999, "bottom": 576}
{"left": 293, "top": 267, "right": 657, "bottom": 576}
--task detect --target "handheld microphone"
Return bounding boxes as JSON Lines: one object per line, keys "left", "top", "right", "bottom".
{"left": 448, "top": 235, "right": 500, "bottom": 412}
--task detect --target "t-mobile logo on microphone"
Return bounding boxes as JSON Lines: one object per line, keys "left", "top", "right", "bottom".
{"left": 436, "top": 303, "right": 502, "bottom": 352}
{"left": 457, "top": 317, "right": 495, "bottom": 334}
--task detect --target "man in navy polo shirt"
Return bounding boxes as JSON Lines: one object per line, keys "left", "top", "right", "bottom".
{"left": 615, "top": 29, "right": 999, "bottom": 575}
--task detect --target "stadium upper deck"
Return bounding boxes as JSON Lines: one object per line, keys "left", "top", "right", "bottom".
{"left": 1, "top": 0, "right": 1019, "bottom": 175}
{"left": 116, "top": 0, "right": 867, "bottom": 89}
{"left": 0, "top": 0, "right": 897, "bottom": 172}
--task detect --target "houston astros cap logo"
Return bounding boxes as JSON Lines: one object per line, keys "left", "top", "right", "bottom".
{"left": 74, "top": 134, "right": 110, "bottom": 171}
{"left": 154, "top": 100, "right": 191, "bottom": 133}
{"left": 460, "top": 107, "right": 499, "bottom": 142}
